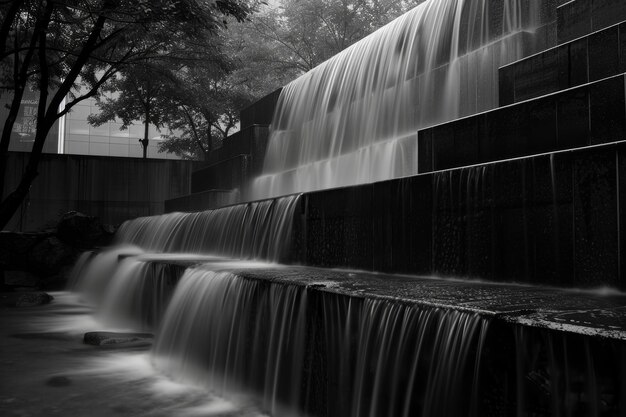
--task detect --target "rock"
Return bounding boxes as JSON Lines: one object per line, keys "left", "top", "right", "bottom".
{"left": 28, "top": 236, "right": 78, "bottom": 276}
{"left": 3, "top": 270, "right": 40, "bottom": 288}
{"left": 56, "top": 211, "right": 116, "bottom": 248}
{"left": 0, "top": 231, "right": 50, "bottom": 269}
{"left": 15, "top": 292, "right": 53, "bottom": 307}
{"left": 46, "top": 376, "right": 71, "bottom": 387}
{"left": 83, "top": 331, "right": 154, "bottom": 348}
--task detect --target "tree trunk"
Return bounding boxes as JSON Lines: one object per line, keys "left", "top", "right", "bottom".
{"left": 0, "top": 119, "right": 49, "bottom": 229}
{"left": 140, "top": 118, "right": 149, "bottom": 159}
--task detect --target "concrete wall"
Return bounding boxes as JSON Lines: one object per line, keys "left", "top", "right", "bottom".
{"left": 3, "top": 152, "right": 193, "bottom": 231}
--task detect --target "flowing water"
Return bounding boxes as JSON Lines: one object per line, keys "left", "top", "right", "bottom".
{"left": 72, "top": 257, "right": 491, "bottom": 417}
{"left": 52, "top": 0, "right": 624, "bottom": 415}
{"left": 251, "top": 0, "right": 546, "bottom": 199}
{"left": 113, "top": 194, "right": 301, "bottom": 262}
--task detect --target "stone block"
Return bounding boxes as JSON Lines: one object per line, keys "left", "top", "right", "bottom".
{"left": 589, "top": 75, "right": 626, "bottom": 144}
{"left": 498, "top": 64, "right": 515, "bottom": 106}
{"left": 432, "top": 171, "right": 467, "bottom": 277}
{"left": 432, "top": 124, "right": 455, "bottom": 171}
{"left": 493, "top": 206, "right": 530, "bottom": 282}
{"left": 557, "top": 0, "right": 591, "bottom": 44}
{"left": 526, "top": 153, "right": 574, "bottom": 286}
{"left": 573, "top": 149, "right": 619, "bottom": 287}
{"left": 619, "top": 146, "right": 626, "bottom": 285}
{"left": 588, "top": 25, "right": 620, "bottom": 82}
{"left": 568, "top": 37, "right": 590, "bottom": 86}
{"left": 191, "top": 155, "right": 249, "bottom": 193}
{"left": 372, "top": 176, "right": 432, "bottom": 274}
{"left": 591, "top": 0, "right": 626, "bottom": 32}
{"left": 240, "top": 88, "right": 282, "bottom": 129}
{"left": 483, "top": 104, "right": 529, "bottom": 161}
{"left": 557, "top": 87, "right": 590, "bottom": 148}
{"left": 453, "top": 117, "right": 480, "bottom": 166}
{"left": 514, "top": 48, "right": 560, "bottom": 102}
{"left": 417, "top": 129, "right": 433, "bottom": 173}
{"left": 620, "top": 23, "right": 626, "bottom": 73}
{"left": 304, "top": 185, "right": 373, "bottom": 270}
{"left": 527, "top": 97, "right": 558, "bottom": 154}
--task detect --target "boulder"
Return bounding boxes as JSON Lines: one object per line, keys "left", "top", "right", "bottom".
{"left": 46, "top": 376, "right": 72, "bottom": 387}
{"left": 3, "top": 270, "right": 41, "bottom": 289}
{"left": 0, "top": 231, "right": 49, "bottom": 269}
{"left": 15, "top": 292, "right": 54, "bottom": 307}
{"left": 83, "top": 331, "right": 154, "bottom": 348}
{"left": 56, "top": 211, "right": 116, "bottom": 248}
{"left": 28, "top": 236, "right": 78, "bottom": 276}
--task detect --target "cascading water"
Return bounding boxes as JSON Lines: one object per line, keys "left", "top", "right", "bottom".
{"left": 150, "top": 266, "right": 491, "bottom": 417}
{"left": 114, "top": 194, "right": 301, "bottom": 262}
{"left": 59, "top": 1, "right": 624, "bottom": 416}
{"left": 251, "top": 0, "right": 544, "bottom": 199}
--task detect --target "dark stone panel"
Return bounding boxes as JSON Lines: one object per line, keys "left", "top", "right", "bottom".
{"left": 372, "top": 176, "right": 433, "bottom": 274}
{"left": 523, "top": 23, "right": 558, "bottom": 59}
{"left": 591, "top": 0, "right": 626, "bottom": 32}
{"left": 304, "top": 185, "right": 373, "bottom": 270}
{"left": 490, "top": 160, "right": 529, "bottom": 281}
{"left": 526, "top": 153, "right": 574, "bottom": 286}
{"left": 482, "top": 104, "right": 529, "bottom": 161}
{"left": 432, "top": 171, "right": 467, "bottom": 277}
{"left": 499, "top": 64, "right": 515, "bottom": 106}
{"left": 589, "top": 75, "right": 626, "bottom": 144}
{"left": 464, "top": 166, "right": 496, "bottom": 280}
{"left": 514, "top": 48, "right": 560, "bottom": 102}
{"left": 249, "top": 126, "right": 270, "bottom": 177}
{"left": 191, "top": 155, "right": 249, "bottom": 193}
{"left": 568, "top": 37, "right": 590, "bottom": 87}
{"left": 431, "top": 124, "right": 455, "bottom": 171}
{"left": 164, "top": 190, "right": 238, "bottom": 213}
{"left": 417, "top": 129, "right": 433, "bottom": 173}
{"left": 619, "top": 146, "right": 626, "bottom": 286}
{"left": 588, "top": 26, "right": 620, "bottom": 82}
{"left": 287, "top": 196, "right": 308, "bottom": 265}
{"left": 557, "top": 86, "right": 590, "bottom": 148}
{"left": 573, "top": 149, "right": 619, "bottom": 287}
{"left": 620, "top": 23, "right": 626, "bottom": 73}
{"left": 493, "top": 205, "right": 531, "bottom": 282}
{"left": 557, "top": 44, "right": 571, "bottom": 91}
{"left": 453, "top": 117, "right": 481, "bottom": 166}
{"left": 240, "top": 88, "right": 282, "bottom": 129}
{"left": 527, "top": 96, "right": 558, "bottom": 154}
{"left": 557, "top": 0, "right": 591, "bottom": 44}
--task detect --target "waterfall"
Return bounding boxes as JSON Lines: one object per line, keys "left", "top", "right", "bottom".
{"left": 151, "top": 266, "right": 490, "bottom": 417}
{"left": 251, "top": 0, "right": 544, "bottom": 199}
{"left": 113, "top": 194, "right": 301, "bottom": 262}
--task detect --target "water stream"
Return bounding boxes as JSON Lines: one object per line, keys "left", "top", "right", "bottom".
{"left": 251, "top": 0, "right": 546, "bottom": 199}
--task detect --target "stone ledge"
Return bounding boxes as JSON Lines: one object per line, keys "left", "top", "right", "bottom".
{"left": 227, "top": 265, "right": 626, "bottom": 340}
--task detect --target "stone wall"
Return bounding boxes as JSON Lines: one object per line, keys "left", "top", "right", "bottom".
{"left": 3, "top": 152, "right": 193, "bottom": 231}
{"left": 290, "top": 142, "right": 626, "bottom": 289}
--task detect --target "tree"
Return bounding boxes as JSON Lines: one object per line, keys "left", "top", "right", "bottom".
{"left": 88, "top": 62, "right": 177, "bottom": 159}
{"left": 156, "top": 0, "right": 426, "bottom": 160}
{"left": 251, "top": 0, "right": 426, "bottom": 73}
{"left": 0, "top": 0, "right": 252, "bottom": 230}
{"left": 157, "top": 68, "right": 254, "bottom": 160}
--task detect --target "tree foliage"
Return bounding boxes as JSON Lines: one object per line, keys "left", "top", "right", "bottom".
{"left": 251, "top": 0, "right": 426, "bottom": 73}
{"left": 156, "top": 0, "right": 426, "bottom": 160}
{"left": 0, "top": 0, "right": 253, "bottom": 230}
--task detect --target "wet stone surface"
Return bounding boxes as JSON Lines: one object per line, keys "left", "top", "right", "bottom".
{"left": 229, "top": 265, "right": 626, "bottom": 340}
